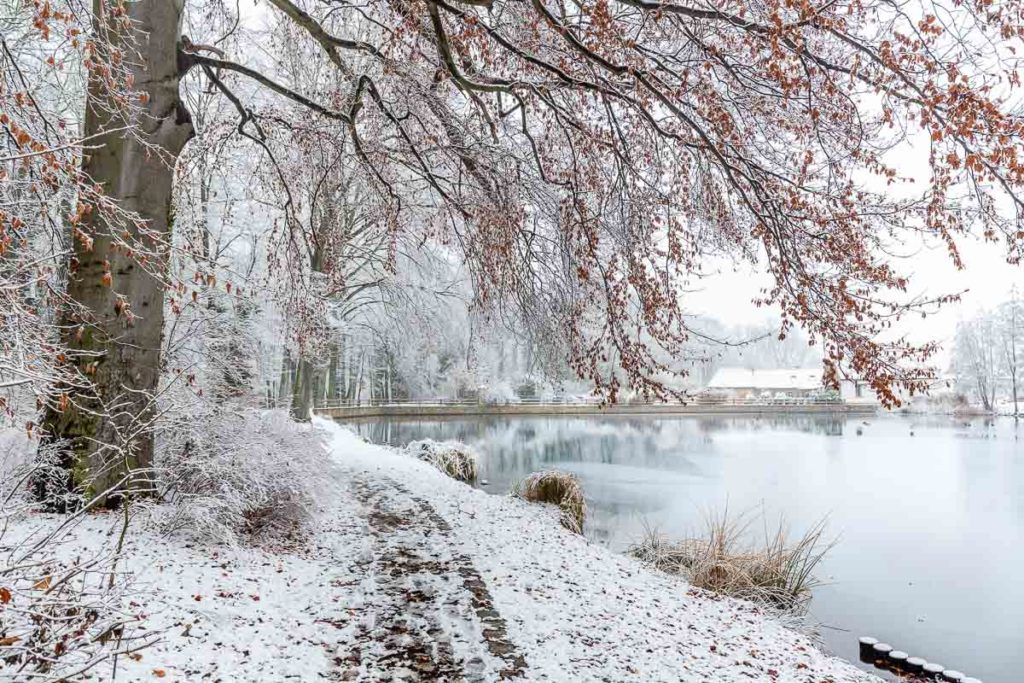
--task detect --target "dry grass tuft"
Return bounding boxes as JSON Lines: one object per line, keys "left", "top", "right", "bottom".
{"left": 630, "top": 510, "right": 833, "bottom": 614}
{"left": 513, "top": 470, "right": 587, "bottom": 534}
{"left": 409, "top": 440, "right": 479, "bottom": 483}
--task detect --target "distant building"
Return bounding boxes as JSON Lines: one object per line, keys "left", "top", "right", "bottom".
{"left": 705, "top": 367, "right": 825, "bottom": 400}
{"left": 838, "top": 377, "right": 873, "bottom": 404}
{"left": 704, "top": 366, "right": 947, "bottom": 407}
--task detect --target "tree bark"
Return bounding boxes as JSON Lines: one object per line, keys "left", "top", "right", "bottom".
{"left": 326, "top": 341, "right": 339, "bottom": 401}
{"left": 290, "top": 235, "right": 328, "bottom": 421}
{"left": 40, "top": 0, "right": 193, "bottom": 508}
{"left": 290, "top": 358, "right": 317, "bottom": 421}
{"left": 277, "top": 351, "right": 293, "bottom": 408}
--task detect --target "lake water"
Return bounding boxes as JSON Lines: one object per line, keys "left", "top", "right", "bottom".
{"left": 345, "top": 414, "right": 1024, "bottom": 682}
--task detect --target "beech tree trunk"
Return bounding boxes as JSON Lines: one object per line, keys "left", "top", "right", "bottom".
{"left": 326, "top": 341, "right": 339, "bottom": 401}
{"left": 291, "top": 240, "right": 328, "bottom": 422}
{"left": 291, "top": 359, "right": 316, "bottom": 421}
{"left": 277, "top": 351, "right": 293, "bottom": 408}
{"left": 41, "top": 0, "right": 193, "bottom": 507}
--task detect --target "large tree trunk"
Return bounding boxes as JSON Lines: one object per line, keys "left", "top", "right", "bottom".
{"left": 290, "top": 241, "right": 327, "bottom": 422}
{"left": 326, "top": 341, "right": 340, "bottom": 402}
{"left": 290, "top": 359, "right": 317, "bottom": 421}
{"left": 40, "top": 1, "right": 193, "bottom": 508}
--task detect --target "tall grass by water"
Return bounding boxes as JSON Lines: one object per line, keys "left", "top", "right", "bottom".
{"left": 513, "top": 470, "right": 587, "bottom": 534}
{"left": 630, "top": 509, "right": 833, "bottom": 614}
{"left": 408, "top": 440, "right": 479, "bottom": 483}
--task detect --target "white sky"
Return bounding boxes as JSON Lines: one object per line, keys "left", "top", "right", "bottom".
{"left": 684, "top": 122, "right": 1024, "bottom": 368}
{"left": 687, "top": 236, "right": 1024, "bottom": 365}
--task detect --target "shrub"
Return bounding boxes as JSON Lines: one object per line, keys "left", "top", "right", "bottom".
{"left": 157, "top": 407, "right": 331, "bottom": 546}
{"left": 1, "top": 432, "right": 152, "bottom": 679}
{"left": 630, "top": 511, "right": 833, "bottom": 614}
{"left": 513, "top": 470, "right": 586, "bottom": 534}
{"left": 408, "top": 440, "right": 478, "bottom": 483}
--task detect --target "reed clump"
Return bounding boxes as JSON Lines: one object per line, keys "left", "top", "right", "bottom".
{"left": 409, "top": 440, "right": 479, "bottom": 483}
{"left": 513, "top": 470, "right": 586, "bottom": 534}
{"left": 630, "top": 510, "right": 833, "bottom": 613}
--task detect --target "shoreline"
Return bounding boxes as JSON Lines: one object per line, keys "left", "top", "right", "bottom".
{"left": 317, "top": 402, "right": 879, "bottom": 420}
{"left": 2, "top": 420, "right": 882, "bottom": 682}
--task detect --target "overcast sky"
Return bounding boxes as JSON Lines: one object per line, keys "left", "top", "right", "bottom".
{"left": 684, "top": 114, "right": 1024, "bottom": 369}
{"left": 687, "top": 236, "right": 1023, "bottom": 365}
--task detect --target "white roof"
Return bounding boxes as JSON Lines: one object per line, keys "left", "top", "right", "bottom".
{"left": 706, "top": 367, "right": 823, "bottom": 391}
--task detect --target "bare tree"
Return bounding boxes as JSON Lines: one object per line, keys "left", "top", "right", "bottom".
{"left": 997, "top": 288, "right": 1024, "bottom": 415}
{"left": 953, "top": 316, "right": 999, "bottom": 412}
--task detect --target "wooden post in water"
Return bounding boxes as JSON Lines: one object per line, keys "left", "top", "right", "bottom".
{"left": 858, "top": 637, "right": 878, "bottom": 662}
{"left": 905, "top": 656, "right": 926, "bottom": 675}
{"left": 854, "top": 636, "right": 982, "bottom": 683}
{"left": 888, "top": 650, "right": 908, "bottom": 670}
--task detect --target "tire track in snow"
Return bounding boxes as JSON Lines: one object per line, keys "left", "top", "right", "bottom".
{"left": 338, "top": 474, "right": 526, "bottom": 681}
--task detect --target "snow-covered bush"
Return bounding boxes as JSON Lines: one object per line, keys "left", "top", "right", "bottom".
{"left": 408, "top": 440, "right": 479, "bottom": 483}
{"left": 157, "top": 408, "right": 331, "bottom": 545}
{"left": 1, "top": 432, "right": 151, "bottom": 680}
{"left": 513, "top": 471, "right": 587, "bottom": 534}
{"left": 481, "top": 381, "right": 519, "bottom": 405}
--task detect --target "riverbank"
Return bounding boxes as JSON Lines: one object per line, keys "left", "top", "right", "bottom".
{"left": 2, "top": 421, "right": 880, "bottom": 681}
{"left": 317, "top": 401, "right": 878, "bottom": 420}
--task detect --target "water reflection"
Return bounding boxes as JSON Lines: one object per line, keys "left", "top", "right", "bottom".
{"left": 344, "top": 414, "right": 1024, "bottom": 683}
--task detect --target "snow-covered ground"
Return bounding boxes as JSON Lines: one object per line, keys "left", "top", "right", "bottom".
{"left": 2, "top": 420, "right": 880, "bottom": 682}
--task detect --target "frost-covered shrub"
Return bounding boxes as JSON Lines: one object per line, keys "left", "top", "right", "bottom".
{"left": 481, "top": 381, "right": 519, "bottom": 405}
{"left": 1, "top": 432, "right": 150, "bottom": 679}
{"left": 513, "top": 470, "right": 586, "bottom": 534}
{"left": 408, "top": 440, "right": 478, "bottom": 483}
{"left": 157, "top": 408, "right": 330, "bottom": 545}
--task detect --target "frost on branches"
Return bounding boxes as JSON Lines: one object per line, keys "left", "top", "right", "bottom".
{"left": 178, "top": 0, "right": 1024, "bottom": 407}
{"left": 1, "top": 432, "right": 155, "bottom": 681}
{"left": 0, "top": 2, "right": 137, "bottom": 431}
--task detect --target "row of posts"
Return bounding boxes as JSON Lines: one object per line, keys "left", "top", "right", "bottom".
{"left": 858, "top": 637, "right": 982, "bottom": 682}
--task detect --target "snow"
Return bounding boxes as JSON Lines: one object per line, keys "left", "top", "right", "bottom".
{"left": 2, "top": 421, "right": 881, "bottom": 682}
{"left": 706, "top": 368, "right": 824, "bottom": 392}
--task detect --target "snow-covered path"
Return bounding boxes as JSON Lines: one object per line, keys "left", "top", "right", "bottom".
{"left": 323, "top": 421, "right": 880, "bottom": 683}
{"left": 4, "top": 422, "right": 882, "bottom": 682}
{"left": 337, "top": 472, "right": 526, "bottom": 680}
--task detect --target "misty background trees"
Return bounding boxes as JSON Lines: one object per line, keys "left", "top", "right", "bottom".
{"left": 952, "top": 289, "right": 1024, "bottom": 414}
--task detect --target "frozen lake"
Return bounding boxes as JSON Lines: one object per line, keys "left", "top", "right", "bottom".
{"left": 346, "top": 414, "right": 1024, "bottom": 682}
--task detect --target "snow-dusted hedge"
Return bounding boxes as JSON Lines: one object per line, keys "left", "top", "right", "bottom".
{"left": 407, "top": 440, "right": 479, "bottom": 483}
{"left": 158, "top": 408, "right": 331, "bottom": 545}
